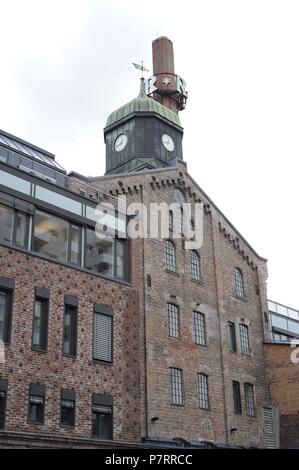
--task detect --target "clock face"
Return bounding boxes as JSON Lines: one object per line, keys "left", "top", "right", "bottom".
{"left": 114, "top": 133, "right": 128, "bottom": 152}
{"left": 162, "top": 134, "right": 175, "bottom": 152}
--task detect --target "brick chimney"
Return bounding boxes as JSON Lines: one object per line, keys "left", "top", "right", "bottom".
{"left": 151, "top": 36, "right": 187, "bottom": 113}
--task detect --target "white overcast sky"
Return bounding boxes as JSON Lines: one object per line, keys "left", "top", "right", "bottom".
{"left": 0, "top": 0, "right": 298, "bottom": 309}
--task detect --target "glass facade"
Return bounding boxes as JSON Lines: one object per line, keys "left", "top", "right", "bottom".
{"left": 0, "top": 165, "right": 129, "bottom": 282}
{"left": 268, "top": 300, "right": 299, "bottom": 340}
{"left": 34, "top": 210, "right": 68, "bottom": 263}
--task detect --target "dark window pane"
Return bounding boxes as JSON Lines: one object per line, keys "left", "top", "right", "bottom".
{"left": 233, "top": 381, "right": 242, "bottom": 414}
{"left": 92, "top": 405, "right": 112, "bottom": 439}
{"left": 63, "top": 305, "right": 77, "bottom": 356}
{"left": 0, "top": 392, "right": 6, "bottom": 429}
{"left": 29, "top": 395, "right": 44, "bottom": 423}
{"left": 229, "top": 322, "right": 237, "bottom": 352}
{"left": 32, "top": 298, "right": 48, "bottom": 350}
{"left": 61, "top": 399, "right": 75, "bottom": 427}
{"left": 0, "top": 289, "right": 12, "bottom": 343}
{"left": 34, "top": 210, "right": 68, "bottom": 262}
{"left": 169, "top": 368, "right": 183, "bottom": 405}
{"left": 0, "top": 204, "right": 13, "bottom": 244}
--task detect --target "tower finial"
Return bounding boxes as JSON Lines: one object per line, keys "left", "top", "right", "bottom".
{"left": 132, "top": 61, "right": 149, "bottom": 79}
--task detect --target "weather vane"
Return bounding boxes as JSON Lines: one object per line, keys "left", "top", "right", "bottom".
{"left": 132, "top": 61, "right": 149, "bottom": 79}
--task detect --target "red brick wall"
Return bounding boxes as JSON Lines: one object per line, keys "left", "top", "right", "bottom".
{"left": 264, "top": 343, "right": 299, "bottom": 448}
{"left": 93, "top": 162, "right": 272, "bottom": 448}
{"left": 0, "top": 244, "right": 141, "bottom": 445}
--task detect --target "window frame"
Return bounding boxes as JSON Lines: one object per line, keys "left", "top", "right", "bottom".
{"left": 234, "top": 267, "right": 245, "bottom": 298}
{"left": 0, "top": 380, "right": 8, "bottom": 430}
{"left": 198, "top": 373, "right": 210, "bottom": 410}
{"left": 167, "top": 303, "right": 180, "bottom": 339}
{"left": 31, "top": 293, "right": 49, "bottom": 352}
{"left": 193, "top": 311, "right": 207, "bottom": 346}
{"left": 244, "top": 383, "right": 255, "bottom": 417}
{"left": 91, "top": 393, "right": 113, "bottom": 440}
{"left": 164, "top": 239, "right": 176, "bottom": 272}
{"left": 228, "top": 321, "right": 237, "bottom": 353}
{"left": 190, "top": 250, "right": 201, "bottom": 281}
{"left": 239, "top": 323, "right": 251, "bottom": 356}
{"left": 233, "top": 380, "right": 242, "bottom": 415}
{"left": 60, "top": 389, "right": 76, "bottom": 428}
{"left": 169, "top": 367, "right": 184, "bottom": 406}
{"left": 0, "top": 278, "right": 14, "bottom": 345}
{"left": 62, "top": 297, "right": 78, "bottom": 358}
{"left": 33, "top": 209, "right": 82, "bottom": 267}
{"left": 28, "top": 384, "right": 45, "bottom": 425}
{"left": 93, "top": 304, "right": 114, "bottom": 364}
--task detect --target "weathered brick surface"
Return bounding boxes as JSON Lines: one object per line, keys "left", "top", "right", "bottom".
{"left": 93, "top": 161, "right": 272, "bottom": 448}
{"left": 264, "top": 343, "right": 299, "bottom": 448}
{"left": 0, "top": 245, "right": 141, "bottom": 445}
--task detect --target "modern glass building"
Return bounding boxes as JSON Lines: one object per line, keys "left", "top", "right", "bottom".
{"left": 268, "top": 300, "right": 299, "bottom": 342}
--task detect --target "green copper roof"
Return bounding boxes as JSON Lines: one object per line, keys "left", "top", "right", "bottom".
{"left": 105, "top": 79, "right": 181, "bottom": 128}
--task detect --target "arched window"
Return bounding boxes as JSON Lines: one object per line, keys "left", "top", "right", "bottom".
{"left": 234, "top": 268, "right": 245, "bottom": 297}
{"left": 164, "top": 240, "right": 176, "bottom": 272}
{"left": 190, "top": 251, "right": 201, "bottom": 280}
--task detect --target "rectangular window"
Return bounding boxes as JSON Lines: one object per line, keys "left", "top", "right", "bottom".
{"left": 193, "top": 312, "right": 206, "bottom": 346}
{"left": 239, "top": 324, "right": 250, "bottom": 355}
{"left": 92, "top": 394, "right": 113, "bottom": 439}
{"left": 0, "top": 391, "right": 6, "bottom": 429}
{"left": 60, "top": 389, "right": 76, "bottom": 428}
{"left": 86, "top": 228, "right": 114, "bottom": 276}
{"left": 93, "top": 305, "right": 113, "bottom": 363}
{"left": 233, "top": 381, "right": 242, "bottom": 415}
{"left": 198, "top": 373, "right": 210, "bottom": 409}
{"left": 0, "top": 204, "right": 13, "bottom": 244}
{"left": 0, "top": 380, "right": 7, "bottom": 430}
{"left": 167, "top": 304, "right": 180, "bottom": 338}
{"left": 63, "top": 298, "right": 78, "bottom": 357}
{"left": 169, "top": 367, "right": 183, "bottom": 406}
{"left": 32, "top": 295, "right": 49, "bottom": 351}
{"left": 244, "top": 383, "right": 255, "bottom": 416}
{"left": 228, "top": 321, "right": 237, "bottom": 352}
{"left": 33, "top": 210, "right": 81, "bottom": 265}
{"left": 28, "top": 384, "right": 45, "bottom": 424}
{"left": 0, "top": 288, "right": 13, "bottom": 344}
{"left": 69, "top": 224, "right": 81, "bottom": 265}
{"left": 0, "top": 203, "right": 28, "bottom": 248}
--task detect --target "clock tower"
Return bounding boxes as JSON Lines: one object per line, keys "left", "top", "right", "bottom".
{"left": 104, "top": 37, "right": 188, "bottom": 175}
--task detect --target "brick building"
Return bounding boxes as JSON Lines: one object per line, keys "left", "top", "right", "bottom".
{"left": 0, "top": 37, "right": 279, "bottom": 448}
{"left": 264, "top": 300, "right": 299, "bottom": 448}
